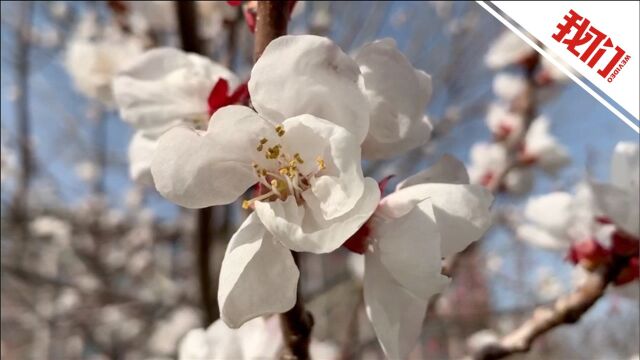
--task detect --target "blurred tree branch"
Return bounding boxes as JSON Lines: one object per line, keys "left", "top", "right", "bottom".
{"left": 175, "top": 0, "right": 218, "bottom": 326}
{"left": 11, "top": 1, "right": 34, "bottom": 255}
{"left": 470, "top": 256, "right": 631, "bottom": 360}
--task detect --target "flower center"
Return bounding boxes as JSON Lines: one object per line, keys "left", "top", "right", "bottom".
{"left": 242, "top": 125, "right": 326, "bottom": 209}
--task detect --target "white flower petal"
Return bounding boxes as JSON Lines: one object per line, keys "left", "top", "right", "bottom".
{"left": 372, "top": 199, "right": 447, "bottom": 299}
{"left": 236, "top": 317, "right": 282, "bottom": 359}
{"left": 484, "top": 31, "right": 534, "bottom": 69}
{"left": 65, "top": 25, "right": 144, "bottom": 105}
{"left": 255, "top": 178, "right": 380, "bottom": 254}
{"left": 364, "top": 246, "right": 448, "bottom": 359}
{"left": 218, "top": 214, "right": 299, "bottom": 329}
{"left": 179, "top": 329, "right": 210, "bottom": 360}
{"left": 282, "top": 115, "right": 365, "bottom": 220}
{"left": 113, "top": 47, "right": 238, "bottom": 131}
{"left": 468, "top": 142, "right": 509, "bottom": 185}
{"left": 524, "top": 117, "right": 570, "bottom": 174}
{"left": 523, "top": 192, "right": 574, "bottom": 239}
{"left": 611, "top": 142, "right": 639, "bottom": 191}
{"left": 128, "top": 131, "right": 157, "bottom": 185}
{"left": 516, "top": 224, "right": 568, "bottom": 250}
{"left": 379, "top": 184, "right": 494, "bottom": 257}
{"left": 590, "top": 182, "right": 639, "bottom": 237}
{"left": 493, "top": 72, "right": 526, "bottom": 102}
{"left": 486, "top": 103, "right": 524, "bottom": 143}
{"left": 150, "top": 106, "right": 269, "bottom": 208}
{"left": 249, "top": 35, "right": 369, "bottom": 143}
{"left": 178, "top": 324, "right": 243, "bottom": 360}
{"left": 355, "top": 38, "right": 433, "bottom": 159}
{"left": 396, "top": 154, "right": 469, "bottom": 190}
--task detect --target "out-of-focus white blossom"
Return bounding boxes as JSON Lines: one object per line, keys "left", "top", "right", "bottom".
{"left": 149, "top": 307, "right": 200, "bottom": 356}
{"left": 64, "top": 12, "right": 144, "bottom": 105}
{"left": 521, "top": 116, "right": 570, "bottom": 174}
{"left": 590, "top": 142, "right": 639, "bottom": 238}
{"left": 485, "top": 103, "right": 524, "bottom": 143}
{"left": 74, "top": 160, "right": 100, "bottom": 184}
{"left": 179, "top": 316, "right": 339, "bottom": 360}
{"left": 113, "top": 47, "right": 240, "bottom": 184}
{"left": 30, "top": 216, "right": 72, "bottom": 246}
{"left": 492, "top": 72, "right": 526, "bottom": 103}
{"left": 468, "top": 142, "right": 533, "bottom": 194}
{"left": 485, "top": 31, "right": 535, "bottom": 69}
{"left": 517, "top": 184, "right": 596, "bottom": 250}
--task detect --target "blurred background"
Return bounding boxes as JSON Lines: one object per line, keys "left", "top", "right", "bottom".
{"left": 1, "top": 1, "right": 638, "bottom": 359}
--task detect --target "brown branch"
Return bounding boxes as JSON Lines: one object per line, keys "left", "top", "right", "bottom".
{"left": 471, "top": 256, "right": 630, "bottom": 360}
{"left": 175, "top": 0, "right": 217, "bottom": 325}
{"left": 253, "top": 1, "right": 289, "bottom": 62}
{"left": 252, "top": 2, "right": 314, "bottom": 358}
{"left": 279, "top": 254, "right": 314, "bottom": 360}
{"left": 11, "top": 1, "right": 34, "bottom": 255}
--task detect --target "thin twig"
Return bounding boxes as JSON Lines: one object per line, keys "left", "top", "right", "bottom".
{"left": 471, "top": 256, "right": 630, "bottom": 360}
{"left": 11, "top": 1, "right": 34, "bottom": 259}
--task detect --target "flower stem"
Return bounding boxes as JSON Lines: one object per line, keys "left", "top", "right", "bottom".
{"left": 280, "top": 253, "right": 314, "bottom": 360}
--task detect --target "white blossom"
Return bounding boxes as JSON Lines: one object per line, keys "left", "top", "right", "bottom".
{"left": 74, "top": 160, "right": 100, "bottom": 183}
{"left": 30, "top": 216, "right": 72, "bottom": 246}
{"left": 250, "top": 35, "right": 433, "bottom": 159}
{"left": 522, "top": 116, "right": 570, "bottom": 174}
{"left": 179, "top": 316, "right": 338, "bottom": 360}
{"left": 468, "top": 142, "right": 533, "bottom": 194}
{"left": 348, "top": 155, "right": 493, "bottom": 358}
{"left": 519, "top": 142, "right": 639, "bottom": 250}
{"left": 356, "top": 38, "right": 433, "bottom": 159}
{"left": 517, "top": 184, "right": 596, "bottom": 250}
{"left": 149, "top": 307, "right": 201, "bottom": 356}
{"left": 64, "top": 12, "right": 144, "bottom": 105}
{"left": 113, "top": 48, "right": 240, "bottom": 184}
{"left": 485, "top": 31, "right": 535, "bottom": 69}
{"left": 492, "top": 72, "right": 526, "bottom": 103}
{"left": 485, "top": 103, "right": 524, "bottom": 143}
{"left": 590, "top": 142, "right": 640, "bottom": 238}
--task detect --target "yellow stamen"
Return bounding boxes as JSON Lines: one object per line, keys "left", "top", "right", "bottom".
{"left": 266, "top": 144, "right": 281, "bottom": 159}
{"left": 242, "top": 200, "right": 251, "bottom": 209}
{"left": 316, "top": 156, "right": 326, "bottom": 171}
{"left": 294, "top": 153, "right": 304, "bottom": 164}
{"left": 275, "top": 125, "right": 285, "bottom": 137}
